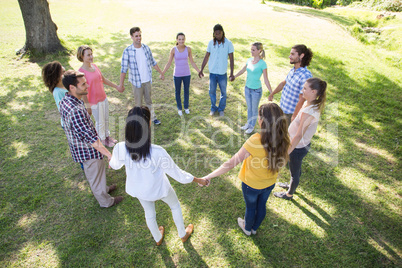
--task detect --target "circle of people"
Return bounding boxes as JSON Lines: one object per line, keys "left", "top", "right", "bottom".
{"left": 42, "top": 24, "right": 327, "bottom": 245}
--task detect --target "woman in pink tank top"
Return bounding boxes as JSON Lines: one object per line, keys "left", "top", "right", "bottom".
{"left": 77, "top": 45, "right": 121, "bottom": 147}
{"left": 162, "top": 33, "right": 201, "bottom": 116}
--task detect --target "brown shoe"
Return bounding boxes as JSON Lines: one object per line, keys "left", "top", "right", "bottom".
{"left": 156, "top": 226, "right": 164, "bottom": 246}
{"left": 111, "top": 196, "right": 123, "bottom": 207}
{"left": 181, "top": 224, "right": 194, "bottom": 243}
{"left": 107, "top": 184, "right": 117, "bottom": 194}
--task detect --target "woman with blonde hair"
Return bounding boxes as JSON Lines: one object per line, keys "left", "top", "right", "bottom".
{"left": 77, "top": 45, "right": 120, "bottom": 147}
{"left": 233, "top": 42, "right": 273, "bottom": 134}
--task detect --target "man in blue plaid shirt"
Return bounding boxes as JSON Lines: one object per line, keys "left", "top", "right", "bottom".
{"left": 269, "top": 44, "right": 313, "bottom": 125}
{"left": 119, "top": 27, "right": 165, "bottom": 125}
{"left": 60, "top": 70, "right": 123, "bottom": 208}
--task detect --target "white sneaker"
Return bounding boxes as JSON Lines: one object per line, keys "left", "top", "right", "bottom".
{"left": 185, "top": 109, "right": 190, "bottom": 114}
{"left": 245, "top": 127, "right": 254, "bottom": 134}
{"left": 240, "top": 124, "right": 249, "bottom": 130}
{"left": 251, "top": 229, "right": 257, "bottom": 235}
{"left": 209, "top": 111, "right": 215, "bottom": 116}
{"left": 237, "top": 218, "right": 251, "bottom": 236}
{"left": 178, "top": 110, "right": 183, "bottom": 116}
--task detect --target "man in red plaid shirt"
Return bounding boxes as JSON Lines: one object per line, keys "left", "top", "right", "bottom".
{"left": 60, "top": 70, "right": 123, "bottom": 208}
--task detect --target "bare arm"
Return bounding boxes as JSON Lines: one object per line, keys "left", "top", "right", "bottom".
{"left": 288, "top": 112, "right": 314, "bottom": 154}
{"left": 118, "top": 72, "right": 126, "bottom": 92}
{"left": 262, "top": 68, "right": 273, "bottom": 94}
{"left": 199, "top": 52, "right": 210, "bottom": 78}
{"left": 233, "top": 64, "right": 247, "bottom": 80}
{"left": 91, "top": 139, "right": 112, "bottom": 161}
{"left": 82, "top": 95, "right": 92, "bottom": 116}
{"left": 203, "top": 147, "right": 250, "bottom": 181}
{"left": 101, "top": 74, "right": 119, "bottom": 91}
{"left": 162, "top": 47, "right": 175, "bottom": 74}
{"left": 187, "top": 47, "right": 201, "bottom": 73}
{"left": 291, "top": 94, "right": 306, "bottom": 122}
{"left": 268, "top": 80, "right": 286, "bottom": 101}
{"left": 153, "top": 64, "right": 165, "bottom": 80}
{"left": 228, "top": 52, "right": 234, "bottom": 79}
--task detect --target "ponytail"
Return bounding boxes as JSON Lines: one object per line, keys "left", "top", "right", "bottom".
{"left": 307, "top": 77, "right": 327, "bottom": 112}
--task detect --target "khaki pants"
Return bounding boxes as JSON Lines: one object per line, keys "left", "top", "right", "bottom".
{"left": 83, "top": 158, "right": 114, "bottom": 207}
{"left": 132, "top": 81, "right": 156, "bottom": 120}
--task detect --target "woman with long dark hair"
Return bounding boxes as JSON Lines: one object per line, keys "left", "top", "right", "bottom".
{"left": 201, "top": 103, "right": 290, "bottom": 235}
{"left": 109, "top": 106, "right": 208, "bottom": 245}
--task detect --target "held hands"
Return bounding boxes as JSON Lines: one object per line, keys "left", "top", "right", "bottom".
{"left": 229, "top": 75, "right": 235, "bottom": 82}
{"left": 198, "top": 71, "right": 204, "bottom": 78}
{"left": 196, "top": 177, "right": 211, "bottom": 187}
{"left": 268, "top": 93, "right": 274, "bottom": 102}
{"left": 159, "top": 73, "right": 165, "bottom": 80}
{"left": 117, "top": 85, "right": 125, "bottom": 93}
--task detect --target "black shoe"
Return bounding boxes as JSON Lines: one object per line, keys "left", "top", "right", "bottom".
{"left": 274, "top": 192, "right": 293, "bottom": 200}
{"left": 278, "top": 182, "right": 290, "bottom": 189}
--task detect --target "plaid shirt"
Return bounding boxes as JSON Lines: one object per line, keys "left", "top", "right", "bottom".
{"left": 280, "top": 67, "right": 312, "bottom": 114}
{"left": 121, "top": 43, "right": 157, "bottom": 88}
{"left": 59, "top": 94, "right": 102, "bottom": 163}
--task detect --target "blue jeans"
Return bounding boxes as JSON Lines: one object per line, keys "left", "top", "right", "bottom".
{"left": 242, "top": 182, "right": 275, "bottom": 232}
{"left": 288, "top": 144, "right": 310, "bottom": 195}
{"left": 174, "top": 75, "right": 191, "bottom": 110}
{"left": 244, "top": 86, "right": 262, "bottom": 128}
{"left": 209, "top": 73, "right": 227, "bottom": 112}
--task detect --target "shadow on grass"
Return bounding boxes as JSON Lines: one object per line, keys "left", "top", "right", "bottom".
{"left": 0, "top": 34, "right": 401, "bottom": 267}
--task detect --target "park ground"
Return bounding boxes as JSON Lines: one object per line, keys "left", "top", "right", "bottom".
{"left": 0, "top": 0, "right": 401, "bottom": 267}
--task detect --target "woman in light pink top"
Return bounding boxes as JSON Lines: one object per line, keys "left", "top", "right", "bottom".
{"left": 274, "top": 77, "right": 327, "bottom": 200}
{"left": 77, "top": 45, "right": 120, "bottom": 147}
{"left": 162, "top": 33, "right": 201, "bottom": 116}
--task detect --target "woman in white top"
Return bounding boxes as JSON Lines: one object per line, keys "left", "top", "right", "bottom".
{"left": 274, "top": 77, "right": 327, "bottom": 200}
{"left": 109, "top": 106, "right": 208, "bottom": 245}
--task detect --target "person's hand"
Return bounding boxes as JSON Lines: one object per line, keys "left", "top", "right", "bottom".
{"left": 197, "top": 177, "right": 210, "bottom": 187}
{"left": 117, "top": 85, "right": 125, "bottom": 93}
{"left": 159, "top": 73, "right": 165, "bottom": 80}
{"left": 198, "top": 71, "right": 204, "bottom": 78}
{"left": 268, "top": 93, "right": 274, "bottom": 102}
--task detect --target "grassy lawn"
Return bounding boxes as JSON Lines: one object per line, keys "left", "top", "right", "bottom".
{"left": 0, "top": 0, "right": 401, "bottom": 267}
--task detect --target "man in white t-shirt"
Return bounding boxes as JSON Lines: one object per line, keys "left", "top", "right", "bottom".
{"left": 119, "top": 27, "right": 165, "bottom": 125}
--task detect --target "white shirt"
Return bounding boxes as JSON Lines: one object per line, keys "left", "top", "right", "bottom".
{"left": 134, "top": 47, "right": 151, "bottom": 83}
{"left": 288, "top": 103, "right": 321, "bottom": 148}
{"left": 109, "top": 142, "right": 194, "bottom": 201}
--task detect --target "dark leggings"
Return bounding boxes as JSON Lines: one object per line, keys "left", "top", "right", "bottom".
{"left": 288, "top": 144, "right": 310, "bottom": 195}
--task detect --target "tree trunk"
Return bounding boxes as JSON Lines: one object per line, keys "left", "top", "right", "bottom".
{"left": 17, "top": 0, "right": 66, "bottom": 55}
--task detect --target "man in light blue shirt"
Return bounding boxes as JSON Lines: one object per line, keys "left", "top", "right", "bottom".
{"left": 199, "top": 24, "right": 234, "bottom": 117}
{"left": 269, "top": 44, "right": 313, "bottom": 125}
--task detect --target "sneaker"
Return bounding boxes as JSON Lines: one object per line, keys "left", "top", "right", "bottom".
{"left": 181, "top": 224, "right": 194, "bottom": 243}
{"left": 237, "top": 218, "right": 251, "bottom": 236}
{"left": 245, "top": 127, "right": 254, "bottom": 134}
{"left": 153, "top": 119, "right": 161, "bottom": 125}
{"left": 274, "top": 192, "right": 293, "bottom": 200}
{"left": 178, "top": 110, "right": 183, "bottom": 116}
{"left": 278, "top": 182, "right": 290, "bottom": 189}
{"left": 209, "top": 111, "right": 215, "bottom": 116}
{"left": 185, "top": 109, "right": 190, "bottom": 114}
{"left": 219, "top": 111, "right": 224, "bottom": 117}
{"left": 156, "top": 226, "right": 165, "bottom": 246}
{"left": 251, "top": 229, "right": 257, "bottom": 235}
{"left": 240, "top": 125, "right": 249, "bottom": 130}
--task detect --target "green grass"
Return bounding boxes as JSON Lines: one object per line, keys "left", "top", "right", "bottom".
{"left": 1, "top": 0, "right": 401, "bottom": 267}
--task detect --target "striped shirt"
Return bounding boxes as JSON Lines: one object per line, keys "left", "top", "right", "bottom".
{"left": 59, "top": 94, "right": 102, "bottom": 163}
{"left": 121, "top": 43, "right": 157, "bottom": 88}
{"left": 280, "top": 67, "right": 312, "bottom": 114}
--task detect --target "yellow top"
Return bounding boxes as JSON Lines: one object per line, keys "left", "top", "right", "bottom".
{"left": 238, "top": 133, "right": 278, "bottom": 189}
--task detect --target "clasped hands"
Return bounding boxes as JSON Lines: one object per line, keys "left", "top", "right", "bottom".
{"left": 195, "top": 177, "right": 211, "bottom": 187}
